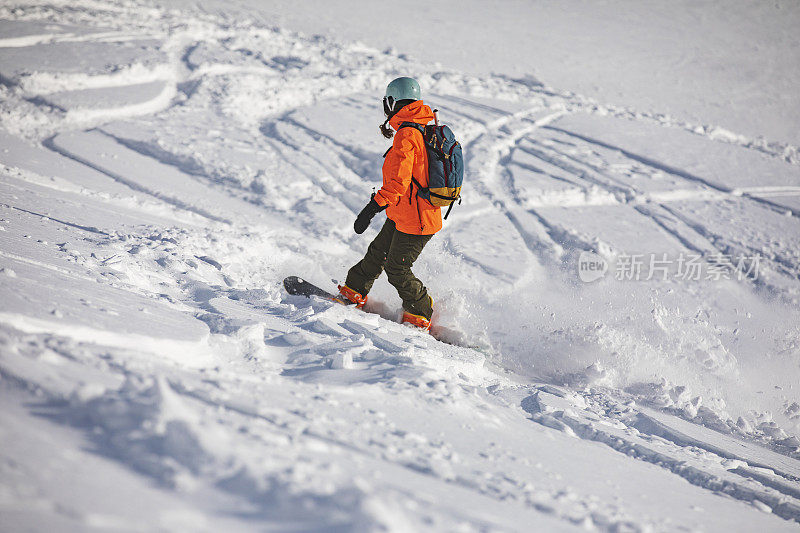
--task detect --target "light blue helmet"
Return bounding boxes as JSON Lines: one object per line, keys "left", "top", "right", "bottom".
{"left": 385, "top": 77, "right": 421, "bottom": 102}
{"left": 380, "top": 76, "right": 422, "bottom": 138}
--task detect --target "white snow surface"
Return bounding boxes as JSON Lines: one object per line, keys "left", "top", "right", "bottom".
{"left": 1, "top": 1, "right": 800, "bottom": 531}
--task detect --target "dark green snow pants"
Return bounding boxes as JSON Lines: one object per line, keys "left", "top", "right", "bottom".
{"left": 345, "top": 219, "right": 434, "bottom": 319}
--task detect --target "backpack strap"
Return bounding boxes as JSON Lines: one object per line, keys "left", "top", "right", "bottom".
{"left": 444, "top": 202, "right": 454, "bottom": 221}
{"left": 410, "top": 176, "right": 422, "bottom": 204}
{"left": 426, "top": 189, "right": 459, "bottom": 201}
{"left": 401, "top": 124, "right": 426, "bottom": 204}
{"left": 442, "top": 196, "right": 461, "bottom": 221}
{"left": 399, "top": 122, "right": 425, "bottom": 136}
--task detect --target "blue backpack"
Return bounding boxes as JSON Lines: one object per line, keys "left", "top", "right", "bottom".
{"left": 398, "top": 112, "right": 464, "bottom": 220}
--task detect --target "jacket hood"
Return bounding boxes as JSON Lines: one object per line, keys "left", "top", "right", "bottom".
{"left": 389, "top": 100, "right": 434, "bottom": 130}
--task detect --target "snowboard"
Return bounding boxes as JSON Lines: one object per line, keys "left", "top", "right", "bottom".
{"left": 283, "top": 276, "right": 482, "bottom": 347}
{"left": 283, "top": 276, "right": 351, "bottom": 305}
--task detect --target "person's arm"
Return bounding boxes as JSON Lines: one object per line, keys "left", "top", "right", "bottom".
{"left": 374, "top": 128, "right": 416, "bottom": 207}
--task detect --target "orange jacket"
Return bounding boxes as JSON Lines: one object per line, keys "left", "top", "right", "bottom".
{"left": 374, "top": 101, "right": 442, "bottom": 235}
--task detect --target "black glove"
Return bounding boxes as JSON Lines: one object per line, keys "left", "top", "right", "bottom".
{"left": 354, "top": 196, "right": 386, "bottom": 234}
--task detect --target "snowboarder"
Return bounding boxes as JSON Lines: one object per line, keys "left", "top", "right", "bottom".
{"left": 337, "top": 77, "right": 440, "bottom": 331}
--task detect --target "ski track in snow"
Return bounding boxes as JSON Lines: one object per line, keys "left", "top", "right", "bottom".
{"left": 1, "top": 1, "right": 800, "bottom": 531}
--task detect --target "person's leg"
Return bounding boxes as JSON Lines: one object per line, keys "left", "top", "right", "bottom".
{"left": 384, "top": 230, "right": 434, "bottom": 319}
{"left": 344, "top": 218, "right": 396, "bottom": 295}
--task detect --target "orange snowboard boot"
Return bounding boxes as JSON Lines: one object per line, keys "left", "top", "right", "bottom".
{"left": 402, "top": 310, "right": 431, "bottom": 332}
{"left": 337, "top": 284, "right": 367, "bottom": 309}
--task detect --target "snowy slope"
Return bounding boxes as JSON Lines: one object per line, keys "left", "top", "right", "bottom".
{"left": 204, "top": 0, "right": 800, "bottom": 146}
{"left": 1, "top": 1, "right": 800, "bottom": 531}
